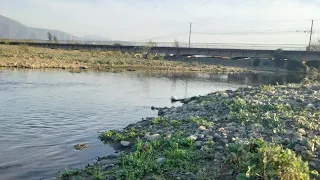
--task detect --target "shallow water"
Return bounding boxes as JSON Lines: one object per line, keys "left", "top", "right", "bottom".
{"left": 0, "top": 69, "right": 304, "bottom": 180}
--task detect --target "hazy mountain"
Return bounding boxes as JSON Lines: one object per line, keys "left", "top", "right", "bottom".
{"left": 0, "top": 14, "right": 79, "bottom": 41}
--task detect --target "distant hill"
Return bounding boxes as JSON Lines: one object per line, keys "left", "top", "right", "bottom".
{"left": 0, "top": 14, "right": 79, "bottom": 41}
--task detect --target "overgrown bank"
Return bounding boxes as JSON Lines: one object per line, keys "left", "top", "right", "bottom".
{"left": 0, "top": 45, "right": 243, "bottom": 73}
{"left": 58, "top": 80, "right": 320, "bottom": 180}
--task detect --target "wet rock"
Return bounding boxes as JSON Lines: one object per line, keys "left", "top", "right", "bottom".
{"left": 74, "top": 143, "right": 89, "bottom": 150}
{"left": 120, "top": 141, "right": 130, "bottom": 147}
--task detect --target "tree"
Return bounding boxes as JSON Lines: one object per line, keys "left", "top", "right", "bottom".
{"left": 53, "top": 35, "right": 58, "bottom": 42}
{"left": 307, "top": 39, "right": 320, "bottom": 51}
{"left": 47, "top": 32, "right": 52, "bottom": 41}
{"left": 173, "top": 39, "right": 179, "bottom": 47}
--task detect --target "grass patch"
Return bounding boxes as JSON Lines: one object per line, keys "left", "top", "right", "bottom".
{"left": 225, "top": 139, "right": 310, "bottom": 179}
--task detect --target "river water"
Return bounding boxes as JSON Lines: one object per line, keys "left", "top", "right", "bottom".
{"left": 0, "top": 69, "right": 305, "bottom": 180}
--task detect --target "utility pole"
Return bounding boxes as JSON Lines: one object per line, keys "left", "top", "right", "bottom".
{"left": 188, "top": 22, "right": 192, "bottom": 48}
{"left": 308, "top": 19, "right": 314, "bottom": 51}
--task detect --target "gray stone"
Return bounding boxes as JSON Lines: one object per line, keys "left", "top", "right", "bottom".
{"left": 285, "top": 129, "right": 293, "bottom": 136}
{"left": 207, "top": 135, "right": 213, "bottom": 140}
{"left": 299, "top": 137, "right": 308, "bottom": 146}
{"left": 250, "top": 123, "right": 264, "bottom": 132}
{"left": 298, "top": 128, "right": 306, "bottom": 135}
{"left": 187, "top": 135, "right": 198, "bottom": 141}
{"left": 216, "top": 146, "right": 224, "bottom": 150}
{"left": 195, "top": 141, "right": 202, "bottom": 147}
{"left": 282, "top": 138, "right": 290, "bottom": 144}
{"left": 146, "top": 134, "right": 161, "bottom": 141}
{"left": 294, "top": 144, "right": 307, "bottom": 152}
{"left": 309, "top": 161, "right": 316, "bottom": 168}
{"left": 292, "top": 133, "right": 302, "bottom": 143}
{"left": 221, "top": 93, "right": 229, "bottom": 98}
{"left": 120, "top": 141, "right": 130, "bottom": 147}
{"left": 214, "top": 133, "right": 222, "bottom": 140}
{"left": 198, "top": 134, "right": 205, "bottom": 139}
{"left": 215, "top": 152, "right": 223, "bottom": 160}
{"left": 233, "top": 133, "right": 240, "bottom": 138}
{"left": 222, "top": 139, "right": 228, "bottom": 144}
{"left": 199, "top": 126, "right": 207, "bottom": 130}
{"left": 156, "top": 158, "right": 166, "bottom": 163}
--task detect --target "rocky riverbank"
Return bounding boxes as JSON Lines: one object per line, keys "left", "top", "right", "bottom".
{"left": 58, "top": 80, "right": 320, "bottom": 180}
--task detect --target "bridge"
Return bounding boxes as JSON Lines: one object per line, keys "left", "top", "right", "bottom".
{"left": 1, "top": 41, "right": 320, "bottom": 61}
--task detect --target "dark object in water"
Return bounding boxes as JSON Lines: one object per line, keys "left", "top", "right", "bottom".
{"left": 74, "top": 143, "right": 89, "bottom": 150}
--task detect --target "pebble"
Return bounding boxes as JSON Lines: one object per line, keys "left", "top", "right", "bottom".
{"left": 198, "top": 134, "right": 205, "bottom": 139}
{"left": 156, "top": 158, "right": 166, "bottom": 163}
{"left": 297, "top": 128, "right": 306, "bottom": 135}
{"left": 199, "top": 126, "right": 207, "bottom": 130}
{"left": 221, "top": 93, "right": 229, "bottom": 98}
{"left": 294, "top": 144, "right": 306, "bottom": 152}
{"left": 146, "top": 134, "right": 161, "bottom": 141}
{"left": 195, "top": 141, "right": 202, "bottom": 147}
{"left": 216, "top": 146, "right": 224, "bottom": 150}
{"left": 309, "top": 162, "right": 317, "bottom": 170}
{"left": 222, "top": 139, "right": 228, "bottom": 144}
{"left": 214, "top": 152, "right": 223, "bottom": 160}
{"left": 282, "top": 138, "right": 290, "bottom": 144}
{"left": 120, "top": 141, "right": 130, "bottom": 147}
{"left": 187, "top": 135, "right": 198, "bottom": 141}
{"left": 213, "top": 133, "right": 222, "bottom": 140}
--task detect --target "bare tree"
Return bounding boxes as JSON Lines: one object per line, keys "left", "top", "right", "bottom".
{"left": 173, "top": 39, "right": 179, "bottom": 47}
{"left": 53, "top": 35, "right": 58, "bottom": 43}
{"left": 47, "top": 32, "right": 52, "bottom": 42}
{"left": 307, "top": 39, "right": 320, "bottom": 51}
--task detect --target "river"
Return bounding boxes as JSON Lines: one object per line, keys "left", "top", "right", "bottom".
{"left": 0, "top": 69, "right": 305, "bottom": 180}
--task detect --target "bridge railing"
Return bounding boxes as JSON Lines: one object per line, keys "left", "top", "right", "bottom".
{"left": 0, "top": 39, "right": 309, "bottom": 51}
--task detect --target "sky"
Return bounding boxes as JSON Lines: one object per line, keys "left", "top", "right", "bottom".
{"left": 1, "top": 0, "right": 320, "bottom": 45}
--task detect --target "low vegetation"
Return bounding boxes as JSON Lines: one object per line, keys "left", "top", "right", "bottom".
{"left": 0, "top": 44, "right": 243, "bottom": 73}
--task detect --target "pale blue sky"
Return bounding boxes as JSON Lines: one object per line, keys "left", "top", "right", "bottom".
{"left": 1, "top": 0, "right": 320, "bottom": 44}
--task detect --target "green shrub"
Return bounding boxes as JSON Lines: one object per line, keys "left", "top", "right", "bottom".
{"left": 225, "top": 140, "right": 310, "bottom": 180}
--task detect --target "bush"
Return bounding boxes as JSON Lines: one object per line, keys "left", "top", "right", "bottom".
{"left": 225, "top": 140, "right": 309, "bottom": 180}
{"left": 285, "top": 60, "right": 307, "bottom": 72}
{"left": 113, "top": 43, "right": 122, "bottom": 46}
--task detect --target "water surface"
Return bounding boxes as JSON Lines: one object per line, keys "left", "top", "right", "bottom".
{"left": 0, "top": 69, "right": 304, "bottom": 180}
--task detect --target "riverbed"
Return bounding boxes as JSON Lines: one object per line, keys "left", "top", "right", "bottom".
{"left": 0, "top": 69, "right": 305, "bottom": 180}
